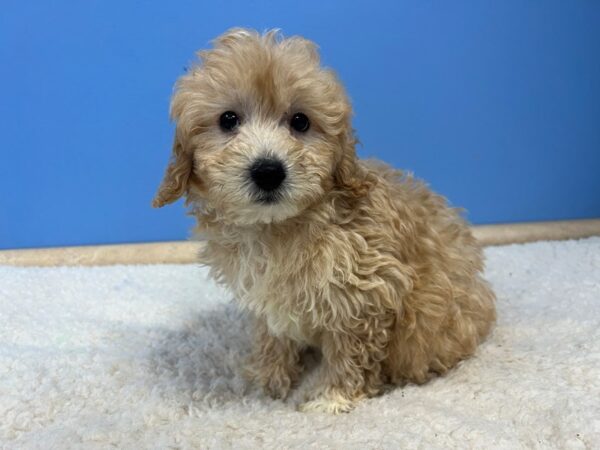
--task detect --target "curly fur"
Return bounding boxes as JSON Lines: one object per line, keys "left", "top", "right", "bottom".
{"left": 153, "top": 28, "right": 496, "bottom": 413}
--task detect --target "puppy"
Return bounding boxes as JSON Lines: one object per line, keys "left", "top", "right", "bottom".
{"left": 153, "top": 28, "right": 496, "bottom": 413}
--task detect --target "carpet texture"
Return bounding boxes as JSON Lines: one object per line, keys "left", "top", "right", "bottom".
{"left": 1, "top": 238, "right": 599, "bottom": 449}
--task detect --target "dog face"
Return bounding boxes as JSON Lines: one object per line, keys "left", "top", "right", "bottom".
{"left": 153, "top": 29, "right": 358, "bottom": 225}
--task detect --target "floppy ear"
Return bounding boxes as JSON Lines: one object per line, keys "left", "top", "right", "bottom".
{"left": 333, "top": 131, "right": 373, "bottom": 198}
{"left": 152, "top": 129, "right": 192, "bottom": 208}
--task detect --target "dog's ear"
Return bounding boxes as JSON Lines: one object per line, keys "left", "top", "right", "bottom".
{"left": 152, "top": 129, "right": 192, "bottom": 208}
{"left": 333, "top": 132, "right": 373, "bottom": 199}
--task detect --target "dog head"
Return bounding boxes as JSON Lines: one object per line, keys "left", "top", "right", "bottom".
{"left": 153, "top": 28, "right": 363, "bottom": 225}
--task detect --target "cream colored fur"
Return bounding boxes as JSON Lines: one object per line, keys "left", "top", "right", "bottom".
{"left": 153, "top": 28, "right": 496, "bottom": 413}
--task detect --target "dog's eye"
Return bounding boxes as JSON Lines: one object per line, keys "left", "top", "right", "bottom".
{"left": 290, "top": 113, "right": 310, "bottom": 133}
{"left": 219, "top": 111, "right": 240, "bottom": 131}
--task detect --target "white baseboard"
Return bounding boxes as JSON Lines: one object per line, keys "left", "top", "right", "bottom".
{"left": 1, "top": 219, "right": 599, "bottom": 267}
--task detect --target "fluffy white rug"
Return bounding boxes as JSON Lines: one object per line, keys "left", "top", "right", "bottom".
{"left": 1, "top": 238, "right": 599, "bottom": 449}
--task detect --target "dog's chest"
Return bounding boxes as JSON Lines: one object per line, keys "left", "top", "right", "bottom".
{"left": 227, "top": 238, "right": 322, "bottom": 344}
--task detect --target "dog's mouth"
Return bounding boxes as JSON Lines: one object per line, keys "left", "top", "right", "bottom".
{"left": 237, "top": 186, "right": 301, "bottom": 225}
{"left": 254, "top": 190, "right": 283, "bottom": 205}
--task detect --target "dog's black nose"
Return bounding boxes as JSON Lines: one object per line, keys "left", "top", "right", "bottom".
{"left": 249, "top": 158, "right": 286, "bottom": 192}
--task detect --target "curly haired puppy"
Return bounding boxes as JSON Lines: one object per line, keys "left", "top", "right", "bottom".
{"left": 153, "top": 28, "right": 496, "bottom": 413}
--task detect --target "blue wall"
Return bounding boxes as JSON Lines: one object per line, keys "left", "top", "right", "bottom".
{"left": 1, "top": 1, "right": 599, "bottom": 249}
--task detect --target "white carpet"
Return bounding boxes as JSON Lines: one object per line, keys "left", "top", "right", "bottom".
{"left": 1, "top": 238, "right": 599, "bottom": 449}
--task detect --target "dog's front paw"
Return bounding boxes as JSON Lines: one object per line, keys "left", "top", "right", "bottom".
{"left": 298, "top": 390, "right": 358, "bottom": 414}
{"left": 263, "top": 373, "right": 294, "bottom": 400}
{"left": 243, "top": 361, "right": 295, "bottom": 400}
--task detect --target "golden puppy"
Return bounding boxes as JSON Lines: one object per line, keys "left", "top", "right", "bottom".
{"left": 153, "top": 28, "right": 496, "bottom": 413}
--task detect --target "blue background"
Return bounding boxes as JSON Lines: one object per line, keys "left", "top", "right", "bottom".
{"left": 1, "top": 1, "right": 599, "bottom": 249}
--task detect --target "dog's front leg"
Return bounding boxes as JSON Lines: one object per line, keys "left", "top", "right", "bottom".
{"left": 299, "top": 329, "right": 386, "bottom": 414}
{"left": 244, "top": 318, "right": 304, "bottom": 400}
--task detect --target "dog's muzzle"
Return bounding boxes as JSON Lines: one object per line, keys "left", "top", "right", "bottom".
{"left": 249, "top": 157, "right": 286, "bottom": 202}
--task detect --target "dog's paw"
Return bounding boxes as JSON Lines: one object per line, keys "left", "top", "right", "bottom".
{"left": 263, "top": 376, "right": 293, "bottom": 400}
{"left": 243, "top": 361, "right": 294, "bottom": 400}
{"left": 298, "top": 391, "right": 356, "bottom": 414}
